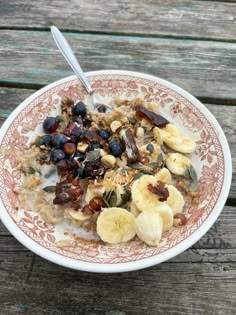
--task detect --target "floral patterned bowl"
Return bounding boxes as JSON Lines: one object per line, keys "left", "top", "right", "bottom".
{"left": 0, "top": 70, "right": 232, "bottom": 272}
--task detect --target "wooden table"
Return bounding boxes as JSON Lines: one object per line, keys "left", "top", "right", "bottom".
{"left": 0, "top": 1, "right": 235, "bottom": 314}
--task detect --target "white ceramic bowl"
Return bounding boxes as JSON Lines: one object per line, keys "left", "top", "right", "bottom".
{"left": 0, "top": 70, "right": 232, "bottom": 272}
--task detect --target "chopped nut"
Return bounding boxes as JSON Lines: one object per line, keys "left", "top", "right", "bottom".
{"left": 173, "top": 213, "right": 187, "bottom": 227}
{"left": 77, "top": 142, "right": 89, "bottom": 153}
{"left": 146, "top": 102, "right": 159, "bottom": 112}
{"left": 89, "top": 197, "right": 105, "bottom": 211}
{"left": 99, "top": 149, "right": 108, "bottom": 157}
{"left": 101, "top": 154, "right": 117, "bottom": 168}
{"left": 110, "top": 120, "right": 122, "bottom": 132}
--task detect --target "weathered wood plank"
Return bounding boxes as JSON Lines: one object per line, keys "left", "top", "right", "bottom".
{"left": 0, "top": 31, "right": 236, "bottom": 101}
{"left": 0, "top": 1, "right": 235, "bottom": 41}
{"left": 0, "top": 251, "right": 235, "bottom": 315}
{"left": 0, "top": 88, "right": 235, "bottom": 198}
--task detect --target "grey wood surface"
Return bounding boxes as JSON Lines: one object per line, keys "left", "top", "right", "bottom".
{"left": 0, "top": 0, "right": 236, "bottom": 314}
{"left": 0, "top": 0, "right": 235, "bottom": 41}
{"left": 0, "top": 30, "right": 236, "bottom": 101}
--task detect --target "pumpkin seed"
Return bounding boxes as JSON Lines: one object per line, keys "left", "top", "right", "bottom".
{"left": 55, "top": 115, "right": 64, "bottom": 122}
{"left": 85, "top": 150, "right": 100, "bottom": 162}
{"left": 133, "top": 172, "right": 145, "bottom": 180}
{"left": 43, "top": 186, "right": 56, "bottom": 193}
{"left": 146, "top": 143, "right": 154, "bottom": 153}
{"left": 149, "top": 162, "right": 159, "bottom": 170}
{"left": 160, "top": 145, "right": 168, "bottom": 154}
{"left": 157, "top": 153, "right": 164, "bottom": 164}
{"left": 189, "top": 164, "right": 198, "bottom": 181}
{"left": 27, "top": 167, "right": 36, "bottom": 174}
{"left": 108, "top": 191, "right": 118, "bottom": 207}
{"left": 40, "top": 153, "right": 48, "bottom": 160}
{"left": 121, "top": 190, "right": 131, "bottom": 202}
{"left": 130, "top": 163, "right": 144, "bottom": 170}
{"left": 187, "top": 180, "right": 198, "bottom": 191}
{"left": 128, "top": 117, "right": 137, "bottom": 125}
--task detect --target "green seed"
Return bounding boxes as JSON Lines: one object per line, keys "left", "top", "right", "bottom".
{"left": 149, "top": 162, "right": 159, "bottom": 170}
{"left": 128, "top": 117, "right": 137, "bottom": 125}
{"left": 121, "top": 190, "right": 131, "bottom": 202}
{"left": 187, "top": 181, "right": 198, "bottom": 191}
{"left": 160, "top": 145, "right": 168, "bottom": 154}
{"left": 146, "top": 143, "right": 154, "bottom": 153}
{"left": 133, "top": 172, "right": 145, "bottom": 180}
{"left": 35, "top": 137, "right": 42, "bottom": 147}
{"left": 27, "top": 167, "right": 36, "bottom": 174}
{"left": 55, "top": 115, "right": 64, "bottom": 122}
{"left": 43, "top": 186, "right": 56, "bottom": 193}
{"left": 157, "top": 153, "right": 164, "bottom": 164}
{"left": 130, "top": 163, "right": 144, "bottom": 170}
{"left": 40, "top": 153, "right": 48, "bottom": 160}
{"left": 189, "top": 165, "right": 197, "bottom": 181}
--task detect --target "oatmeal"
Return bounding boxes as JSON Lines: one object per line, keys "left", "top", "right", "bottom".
{"left": 16, "top": 97, "right": 198, "bottom": 246}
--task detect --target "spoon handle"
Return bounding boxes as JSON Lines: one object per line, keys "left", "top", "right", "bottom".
{"left": 50, "top": 26, "right": 93, "bottom": 95}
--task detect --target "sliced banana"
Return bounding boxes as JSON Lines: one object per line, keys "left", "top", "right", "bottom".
{"left": 131, "top": 175, "right": 162, "bottom": 211}
{"left": 165, "top": 153, "right": 191, "bottom": 176}
{"left": 163, "top": 123, "right": 181, "bottom": 136}
{"left": 155, "top": 168, "right": 172, "bottom": 184}
{"left": 96, "top": 207, "right": 136, "bottom": 244}
{"left": 153, "top": 127, "right": 163, "bottom": 145}
{"left": 130, "top": 201, "right": 141, "bottom": 217}
{"left": 135, "top": 210, "right": 163, "bottom": 246}
{"left": 155, "top": 204, "right": 174, "bottom": 232}
{"left": 165, "top": 137, "right": 196, "bottom": 154}
{"left": 166, "top": 185, "right": 185, "bottom": 215}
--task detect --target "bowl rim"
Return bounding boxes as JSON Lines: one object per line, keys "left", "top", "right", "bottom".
{"left": 0, "top": 70, "right": 232, "bottom": 272}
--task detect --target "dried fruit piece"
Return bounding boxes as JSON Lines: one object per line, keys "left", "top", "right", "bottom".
{"left": 119, "top": 127, "right": 139, "bottom": 164}
{"left": 147, "top": 181, "right": 169, "bottom": 201}
{"left": 135, "top": 106, "right": 169, "bottom": 128}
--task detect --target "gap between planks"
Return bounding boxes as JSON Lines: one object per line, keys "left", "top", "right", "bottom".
{"left": 0, "top": 26, "right": 236, "bottom": 44}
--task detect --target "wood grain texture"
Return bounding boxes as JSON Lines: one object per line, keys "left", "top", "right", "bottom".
{"left": 0, "top": 251, "right": 235, "bottom": 315}
{"left": 0, "top": 0, "right": 235, "bottom": 41}
{"left": 0, "top": 31, "right": 236, "bottom": 101}
{"left": 0, "top": 88, "right": 235, "bottom": 199}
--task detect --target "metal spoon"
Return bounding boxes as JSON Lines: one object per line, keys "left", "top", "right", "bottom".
{"left": 50, "top": 26, "right": 108, "bottom": 111}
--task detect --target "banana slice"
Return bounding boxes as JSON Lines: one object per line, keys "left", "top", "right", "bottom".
{"left": 166, "top": 185, "right": 185, "bottom": 215}
{"left": 153, "top": 127, "right": 163, "bottom": 145}
{"left": 131, "top": 175, "right": 162, "bottom": 211}
{"left": 165, "top": 153, "right": 191, "bottom": 176}
{"left": 96, "top": 207, "right": 136, "bottom": 244}
{"left": 165, "top": 137, "right": 196, "bottom": 154}
{"left": 155, "top": 168, "right": 172, "bottom": 184}
{"left": 158, "top": 123, "right": 196, "bottom": 153}
{"left": 163, "top": 123, "right": 181, "bottom": 136}
{"left": 130, "top": 201, "right": 141, "bottom": 217}
{"left": 155, "top": 204, "right": 174, "bottom": 232}
{"left": 135, "top": 210, "right": 163, "bottom": 246}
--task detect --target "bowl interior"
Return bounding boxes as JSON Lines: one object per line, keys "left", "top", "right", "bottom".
{"left": 0, "top": 71, "right": 231, "bottom": 272}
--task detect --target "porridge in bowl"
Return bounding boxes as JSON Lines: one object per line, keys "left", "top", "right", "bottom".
{"left": 16, "top": 96, "right": 198, "bottom": 247}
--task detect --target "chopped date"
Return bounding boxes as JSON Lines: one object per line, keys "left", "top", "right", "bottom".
{"left": 135, "top": 106, "right": 169, "bottom": 128}
{"left": 147, "top": 181, "right": 169, "bottom": 201}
